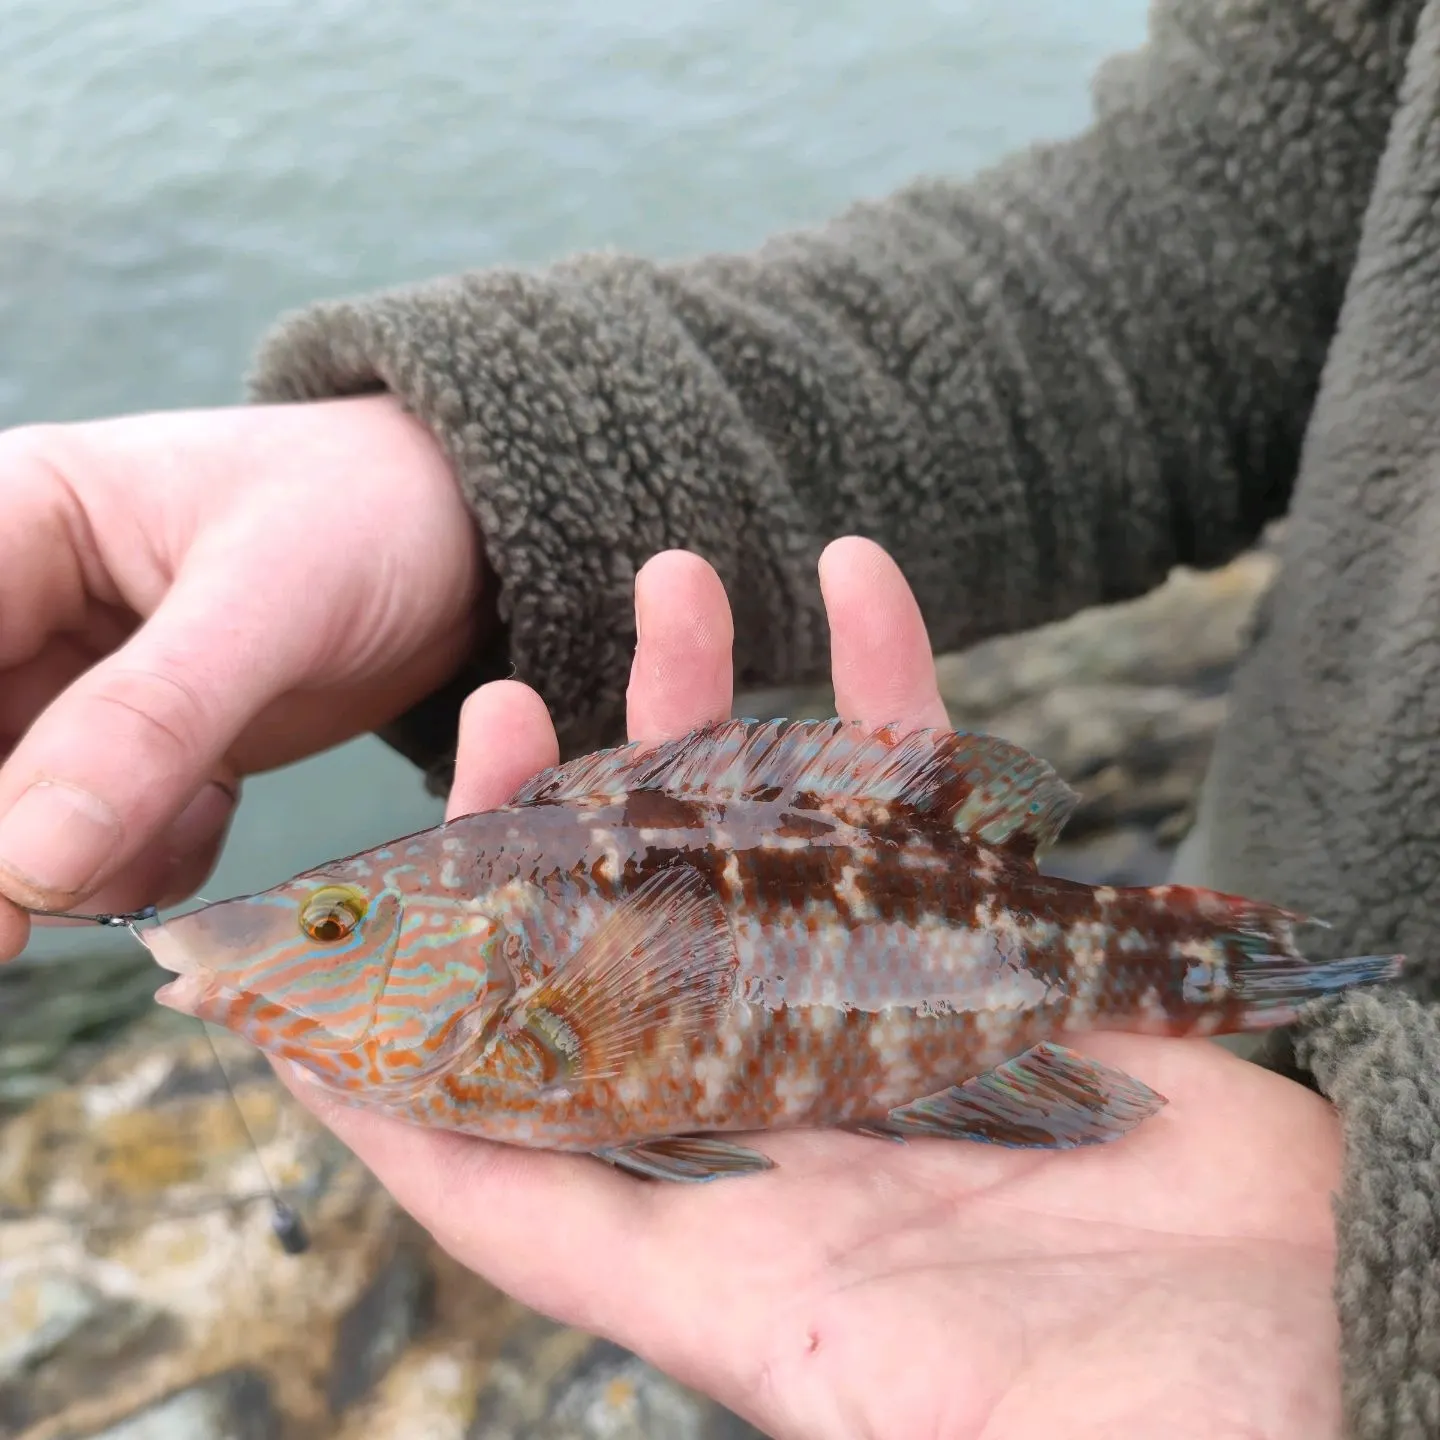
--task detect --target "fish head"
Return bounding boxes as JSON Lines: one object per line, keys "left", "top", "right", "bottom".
{"left": 140, "top": 853, "right": 517, "bottom": 1098}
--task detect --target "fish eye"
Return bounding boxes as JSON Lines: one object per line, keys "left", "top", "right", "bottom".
{"left": 299, "top": 885, "right": 368, "bottom": 943}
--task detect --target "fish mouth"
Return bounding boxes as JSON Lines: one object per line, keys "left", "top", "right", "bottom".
{"left": 151, "top": 969, "right": 214, "bottom": 1012}
{"left": 142, "top": 919, "right": 201, "bottom": 977}
{"left": 141, "top": 914, "right": 255, "bottom": 1019}
{"left": 142, "top": 913, "right": 216, "bottom": 1014}
{"left": 139, "top": 894, "right": 290, "bottom": 975}
{"left": 138, "top": 890, "right": 408, "bottom": 1053}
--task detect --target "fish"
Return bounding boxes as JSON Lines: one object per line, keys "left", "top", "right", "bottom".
{"left": 139, "top": 717, "right": 1407, "bottom": 1183}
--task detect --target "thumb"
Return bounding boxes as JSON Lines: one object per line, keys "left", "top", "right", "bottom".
{"left": 0, "top": 556, "right": 319, "bottom": 912}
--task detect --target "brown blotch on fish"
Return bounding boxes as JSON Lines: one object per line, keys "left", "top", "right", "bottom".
{"left": 773, "top": 811, "right": 835, "bottom": 841}
{"left": 623, "top": 790, "right": 708, "bottom": 831}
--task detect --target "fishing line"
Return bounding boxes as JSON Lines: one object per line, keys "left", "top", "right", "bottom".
{"left": 25, "top": 904, "right": 162, "bottom": 926}
{"left": 20, "top": 899, "right": 310, "bottom": 1256}
{"left": 197, "top": 1017, "right": 310, "bottom": 1255}
{"left": 153, "top": 893, "right": 309, "bottom": 1252}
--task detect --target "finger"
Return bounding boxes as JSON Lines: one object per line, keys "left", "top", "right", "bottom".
{"left": 626, "top": 551, "right": 734, "bottom": 745}
{"left": 1, "top": 638, "right": 238, "bottom": 935}
{"left": 98, "top": 777, "right": 236, "bottom": 912}
{"left": 20, "top": 777, "right": 236, "bottom": 930}
{"left": 0, "top": 444, "right": 92, "bottom": 670}
{"left": 818, "top": 536, "right": 949, "bottom": 731}
{"left": 0, "top": 552, "right": 317, "bottom": 913}
{"left": 445, "top": 681, "right": 560, "bottom": 821}
{"left": 0, "top": 642, "right": 94, "bottom": 751}
{"left": 0, "top": 900, "right": 29, "bottom": 960}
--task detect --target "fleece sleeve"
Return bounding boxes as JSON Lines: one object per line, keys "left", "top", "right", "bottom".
{"left": 247, "top": 0, "right": 1412, "bottom": 771}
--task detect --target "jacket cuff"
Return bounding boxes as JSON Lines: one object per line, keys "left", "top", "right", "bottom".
{"left": 1294, "top": 989, "right": 1440, "bottom": 1439}
{"left": 244, "top": 259, "right": 788, "bottom": 772}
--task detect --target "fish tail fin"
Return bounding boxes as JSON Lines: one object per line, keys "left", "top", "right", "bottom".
{"left": 1223, "top": 928, "right": 1407, "bottom": 1028}
{"left": 1122, "top": 887, "right": 1407, "bottom": 1034}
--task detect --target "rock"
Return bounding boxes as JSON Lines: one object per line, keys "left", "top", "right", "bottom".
{"left": 326, "top": 1233, "right": 436, "bottom": 1414}
{"left": 0, "top": 1014, "right": 430, "bottom": 1439}
{"left": 0, "top": 1018, "right": 747, "bottom": 1440}
{"left": 1034, "top": 824, "right": 1177, "bottom": 888}
{"left": 468, "top": 1315, "right": 761, "bottom": 1439}
{"left": 80, "top": 1370, "right": 281, "bottom": 1440}
{"left": 0, "top": 1274, "right": 174, "bottom": 1436}
{"left": 0, "top": 944, "right": 163, "bottom": 1115}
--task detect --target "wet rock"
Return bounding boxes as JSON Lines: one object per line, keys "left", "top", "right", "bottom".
{"left": 0, "top": 1017, "right": 473, "bottom": 1440}
{"left": 0, "top": 1272, "right": 106, "bottom": 1382}
{"left": 0, "top": 945, "right": 162, "bottom": 1114}
{"left": 81, "top": 1369, "right": 280, "bottom": 1440}
{"left": 468, "top": 1315, "right": 760, "bottom": 1440}
{"left": 1037, "top": 824, "right": 1176, "bottom": 888}
{"left": 326, "top": 1233, "right": 436, "bottom": 1414}
{"left": 0, "top": 1276, "right": 174, "bottom": 1435}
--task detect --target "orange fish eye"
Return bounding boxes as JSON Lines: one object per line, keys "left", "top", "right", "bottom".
{"left": 299, "top": 885, "right": 368, "bottom": 943}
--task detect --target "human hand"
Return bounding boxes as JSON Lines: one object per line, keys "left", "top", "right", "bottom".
{"left": 280, "top": 538, "right": 1343, "bottom": 1440}
{"left": 0, "top": 397, "right": 481, "bottom": 959}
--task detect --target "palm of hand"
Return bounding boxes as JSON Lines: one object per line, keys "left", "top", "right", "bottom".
{"left": 291, "top": 1025, "right": 1339, "bottom": 1439}
{"left": 637, "top": 1036, "right": 1341, "bottom": 1440}
{"left": 281, "top": 540, "right": 1342, "bottom": 1440}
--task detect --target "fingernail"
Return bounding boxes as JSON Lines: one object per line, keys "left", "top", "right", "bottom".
{"left": 0, "top": 781, "right": 123, "bottom": 906}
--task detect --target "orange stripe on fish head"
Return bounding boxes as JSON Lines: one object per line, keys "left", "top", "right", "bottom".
{"left": 144, "top": 871, "right": 519, "bottom": 1102}
{"left": 145, "top": 878, "right": 403, "bottom": 1046}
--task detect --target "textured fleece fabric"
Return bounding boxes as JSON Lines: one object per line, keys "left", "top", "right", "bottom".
{"left": 247, "top": 1, "right": 1440, "bottom": 1433}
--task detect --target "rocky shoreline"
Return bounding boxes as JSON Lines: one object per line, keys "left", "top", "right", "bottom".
{"left": 0, "top": 547, "right": 1277, "bottom": 1440}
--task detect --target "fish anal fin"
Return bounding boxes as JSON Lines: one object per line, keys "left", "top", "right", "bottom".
{"left": 506, "top": 718, "right": 1077, "bottom": 859}
{"left": 596, "top": 1135, "right": 774, "bottom": 1183}
{"left": 495, "top": 865, "right": 739, "bottom": 1085}
{"left": 881, "top": 1042, "right": 1167, "bottom": 1148}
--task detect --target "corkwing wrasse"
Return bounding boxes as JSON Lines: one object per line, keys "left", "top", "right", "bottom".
{"left": 139, "top": 718, "right": 1404, "bottom": 1182}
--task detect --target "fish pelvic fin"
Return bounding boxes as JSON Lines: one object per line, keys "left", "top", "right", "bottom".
{"left": 486, "top": 864, "right": 740, "bottom": 1087}
{"left": 506, "top": 717, "right": 1078, "bottom": 860}
{"left": 878, "top": 1042, "right": 1167, "bottom": 1148}
{"left": 595, "top": 1136, "right": 774, "bottom": 1183}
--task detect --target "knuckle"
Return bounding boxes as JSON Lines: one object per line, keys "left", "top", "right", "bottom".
{"left": 0, "top": 425, "right": 86, "bottom": 510}
{"left": 89, "top": 666, "right": 214, "bottom": 767}
{"left": 0, "top": 420, "right": 63, "bottom": 467}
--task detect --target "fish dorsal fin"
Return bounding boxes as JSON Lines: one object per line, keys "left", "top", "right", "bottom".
{"left": 508, "top": 718, "right": 1079, "bottom": 860}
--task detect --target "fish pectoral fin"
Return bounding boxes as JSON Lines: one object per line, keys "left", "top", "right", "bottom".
{"left": 595, "top": 1135, "right": 775, "bottom": 1183}
{"left": 494, "top": 865, "right": 740, "bottom": 1085}
{"left": 880, "top": 1042, "right": 1167, "bottom": 1149}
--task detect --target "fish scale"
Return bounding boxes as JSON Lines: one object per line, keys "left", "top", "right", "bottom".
{"left": 140, "top": 717, "right": 1410, "bottom": 1182}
